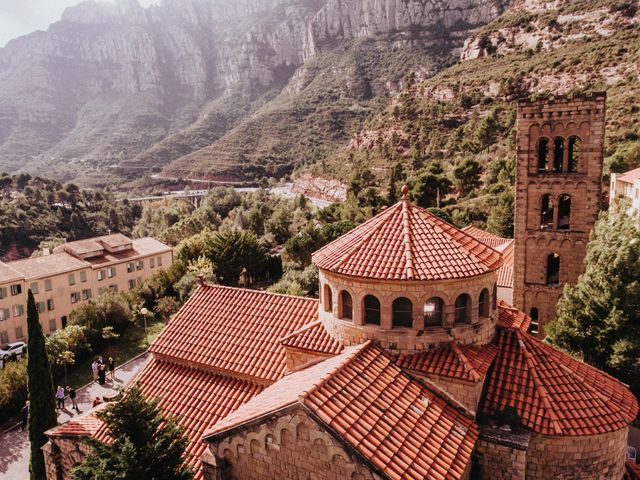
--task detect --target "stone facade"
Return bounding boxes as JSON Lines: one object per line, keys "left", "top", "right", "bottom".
{"left": 513, "top": 94, "right": 605, "bottom": 336}
{"left": 410, "top": 371, "right": 484, "bottom": 413}
{"left": 476, "top": 427, "right": 530, "bottom": 480}
{"left": 318, "top": 269, "right": 498, "bottom": 354}
{"left": 42, "top": 436, "right": 92, "bottom": 480}
{"left": 204, "top": 406, "right": 385, "bottom": 480}
{"left": 283, "top": 346, "right": 332, "bottom": 372}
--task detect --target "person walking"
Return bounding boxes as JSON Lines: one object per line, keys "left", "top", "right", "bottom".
{"left": 108, "top": 356, "right": 115, "bottom": 381}
{"left": 98, "top": 364, "right": 106, "bottom": 385}
{"left": 55, "top": 385, "right": 65, "bottom": 409}
{"left": 91, "top": 360, "right": 98, "bottom": 382}
{"left": 67, "top": 386, "right": 78, "bottom": 409}
{"left": 21, "top": 401, "right": 29, "bottom": 431}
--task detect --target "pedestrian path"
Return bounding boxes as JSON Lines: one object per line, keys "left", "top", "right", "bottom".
{"left": 0, "top": 352, "right": 150, "bottom": 480}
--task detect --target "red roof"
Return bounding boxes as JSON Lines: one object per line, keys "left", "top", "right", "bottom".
{"left": 150, "top": 284, "right": 319, "bottom": 383}
{"left": 482, "top": 328, "right": 638, "bottom": 436}
{"left": 497, "top": 301, "right": 531, "bottom": 332}
{"left": 46, "top": 405, "right": 111, "bottom": 444}
{"left": 312, "top": 199, "right": 503, "bottom": 281}
{"left": 137, "top": 358, "right": 263, "bottom": 479}
{"left": 279, "top": 320, "right": 343, "bottom": 355}
{"left": 496, "top": 240, "right": 514, "bottom": 288}
{"left": 397, "top": 341, "right": 497, "bottom": 383}
{"left": 208, "top": 342, "right": 478, "bottom": 480}
{"left": 461, "top": 225, "right": 512, "bottom": 249}
{"left": 617, "top": 167, "right": 640, "bottom": 184}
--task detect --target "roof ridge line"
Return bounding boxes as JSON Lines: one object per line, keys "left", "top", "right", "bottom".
{"left": 198, "top": 282, "right": 320, "bottom": 303}
{"left": 401, "top": 200, "right": 414, "bottom": 280}
{"left": 515, "top": 331, "right": 563, "bottom": 435}
{"left": 449, "top": 341, "right": 482, "bottom": 383}
{"left": 278, "top": 319, "right": 322, "bottom": 344}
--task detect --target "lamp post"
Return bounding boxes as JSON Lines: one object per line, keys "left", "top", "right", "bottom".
{"left": 140, "top": 307, "right": 149, "bottom": 346}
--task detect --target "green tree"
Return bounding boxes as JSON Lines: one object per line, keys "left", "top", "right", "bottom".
{"left": 546, "top": 206, "right": 640, "bottom": 398}
{"left": 453, "top": 158, "right": 483, "bottom": 197}
{"left": 26, "top": 290, "right": 57, "bottom": 480}
{"left": 207, "top": 230, "right": 268, "bottom": 286}
{"left": 411, "top": 163, "right": 452, "bottom": 208}
{"left": 72, "top": 385, "right": 193, "bottom": 480}
{"left": 486, "top": 190, "right": 514, "bottom": 237}
{"left": 102, "top": 326, "right": 120, "bottom": 358}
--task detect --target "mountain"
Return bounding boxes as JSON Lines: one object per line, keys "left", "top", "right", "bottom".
{"left": 0, "top": 0, "right": 508, "bottom": 187}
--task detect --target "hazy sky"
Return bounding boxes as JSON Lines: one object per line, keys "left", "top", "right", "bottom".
{"left": 0, "top": 0, "right": 158, "bottom": 47}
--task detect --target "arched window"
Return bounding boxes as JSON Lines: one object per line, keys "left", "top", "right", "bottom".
{"left": 553, "top": 137, "right": 564, "bottom": 172}
{"left": 537, "top": 138, "right": 549, "bottom": 171}
{"left": 529, "top": 307, "right": 539, "bottom": 335}
{"left": 546, "top": 253, "right": 560, "bottom": 285}
{"left": 558, "top": 194, "right": 571, "bottom": 230}
{"left": 568, "top": 136, "right": 580, "bottom": 173}
{"left": 363, "top": 295, "right": 381, "bottom": 325}
{"left": 340, "top": 291, "right": 352, "bottom": 320}
{"left": 540, "top": 194, "right": 554, "bottom": 229}
{"left": 478, "top": 289, "right": 490, "bottom": 318}
{"left": 392, "top": 297, "right": 413, "bottom": 328}
{"left": 492, "top": 282, "right": 497, "bottom": 310}
{"left": 323, "top": 284, "right": 333, "bottom": 313}
{"left": 454, "top": 294, "right": 471, "bottom": 324}
{"left": 424, "top": 297, "right": 444, "bottom": 327}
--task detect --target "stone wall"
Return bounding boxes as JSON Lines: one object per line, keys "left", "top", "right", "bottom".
{"left": 476, "top": 427, "right": 530, "bottom": 480}
{"left": 418, "top": 373, "right": 484, "bottom": 413}
{"left": 284, "top": 347, "right": 332, "bottom": 372}
{"left": 319, "top": 269, "right": 498, "bottom": 353}
{"left": 513, "top": 94, "right": 605, "bottom": 336}
{"left": 42, "top": 437, "right": 91, "bottom": 480}
{"left": 204, "top": 406, "right": 382, "bottom": 480}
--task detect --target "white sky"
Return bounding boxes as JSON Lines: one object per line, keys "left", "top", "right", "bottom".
{"left": 0, "top": 0, "right": 159, "bottom": 47}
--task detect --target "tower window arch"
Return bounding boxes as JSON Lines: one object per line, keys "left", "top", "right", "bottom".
{"left": 540, "top": 194, "right": 554, "bottom": 229}
{"left": 553, "top": 137, "right": 564, "bottom": 172}
{"left": 339, "top": 290, "right": 353, "bottom": 320}
{"left": 546, "top": 253, "right": 560, "bottom": 285}
{"left": 392, "top": 297, "right": 413, "bottom": 328}
{"left": 323, "top": 284, "right": 333, "bottom": 313}
{"left": 568, "top": 136, "right": 580, "bottom": 173}
{"left": 492, "top": 282, "right": 497, "bottom": 310}
{"left": 424, "top": 297, "right": 444, "bottom": 327}
{"left": 558, "top": 194, "right": 571, "bottom": 230}
{"left": 363, "top": 295, "right": 381, "bottom": 325}
{"left": 537, "top": 138, "right": 549, "bottom": 171}
{"left": 529, "top": 307, "right": 539, "bottom": 335}
{"left": 478, "top": 289, "right": 490, "bottom": 318}
{"left": 454, "top": 294, "right": 471, "bottom": 324}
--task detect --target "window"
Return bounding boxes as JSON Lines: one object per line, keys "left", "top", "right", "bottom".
{"left": 157, "top": 256, "right": 163, "bottom": 267}
{"left": 97, "top": 270, "right": 105, "bottom": 281}
{"left": 98, "top": 288, "right": 104, "bottom": 296}
{"left": 478, "top": 289, "right": 490, "bottom": 318}
{"left": 81, "top": 289, "right": 92, "bottom": 300}
{"left": 13, "top": 304, "right": 24, "bottom": 317}
{"left": 80, "top": 271, "right": 87, "bottom": 283}
{"left": 109, "top": 285, "right": 118, "bottom": 293}
{"left": 454, "top": 294, "right": 471, "bottom": 324}
{"left": 36, "top": 301, "right": 45, "bottom": 314}
{"left": 0, "top": 331, "right": 8, "bottom": 344}
{"left": 537, "top": 138, "right": 549, "bottom": 171}
{"left": 568, "top": 136, "right": 580, "bottom": 172}
{"left": 553, "top": 137, "right": 564, "bottom": 172}
{"left": 48, "top": 318, "right": 57, "bottom": 333}
{"left": 68, "top": 273, "right": 76, "bottom": 286}
{"left": 424, "top": 297, "right": 444, "bottom": 327}
{"left": 61, "top": 316, "right": 68, "bottom": 328}
{"left": 0, "top": 308, "right": 9, "bottom": 321}
{"left": 150, "top": 258, "right": 155, "bottom": 268}
{"left": 323, "top": 284, "right": 333, "bottom": 313}
{"left": 127, "top": 262, "right": 134, "bottom": 273}
{"left": 0, "top": 287, "right": 7, "bottom": 299}
{"left": 15, "top": 326, "right": 23, "bottom": 339}
{"left": 128, "top": 279, "right": 136, "bottom": 290}
{"left": 30, "top": 282, "right": 39, "bottom": 294}
{"left": 47, "top": 299, "right": 55, "bottom": 311}
{"left": 558, "top": 194, "right": 571, "bottom": 230}
{"left": 340, "top": 291, "right": 353, "bottom": 320}
{"left": 392, "top": 297, "right": 413, "bottom": 328}
{"left": 136, "top": 260, "right": 144, "bottom": 270}
{"left": 363, "top": 295, "right": 381, "bottom": 325}
{"left": 44, "top": 279, "right": 52, "bottom": 291}
{"left": 107, "top": 267, "right": 116, "bottom": 278}
{"left": 540, "top": 194, "right": 554, "bottom": 229}
{"left": 492, "top": 283, "right": 497, "bottom": 310}
{"left": 71, "top": 292, "right": 81, "bottom": 303}
{"left": 529, "top": 308, "right": 539, "bottom": 335}
{"left": 546, "top": 253, "right": 560, "bottom": 285}
{"left": 10, "top": 284, "right": 22, "bottom": 296}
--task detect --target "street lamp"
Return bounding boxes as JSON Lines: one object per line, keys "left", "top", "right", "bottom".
{"left": 140, "top": 307, "right": 149, "bottom": 346}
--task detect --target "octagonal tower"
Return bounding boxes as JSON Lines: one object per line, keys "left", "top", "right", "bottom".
{"left": 312, "top": 187, "right": 503, "bottom": 354}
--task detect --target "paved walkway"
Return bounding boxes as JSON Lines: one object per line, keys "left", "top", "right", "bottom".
{"left": 0, "top": 352, "right": 150, "bottom": 480}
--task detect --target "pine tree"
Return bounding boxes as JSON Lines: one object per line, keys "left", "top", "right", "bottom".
{"left": 73, "top": 385, "right": 193, "bottom": 480}
{"left": 26, "top": 289, "right": 57, "bottom": 480}
{"left": 546, "top": 205, "right": 640, "bottom": 398}
{"left": 486, "top": 190, "right": 514, "bottom": 237}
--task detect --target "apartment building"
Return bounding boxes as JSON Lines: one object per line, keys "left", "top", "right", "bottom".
{"left": 610, "top": 167, "right": 640, "bottom": 217}
{"left": 0, "top": 234, "right": 173, "bottom": 345}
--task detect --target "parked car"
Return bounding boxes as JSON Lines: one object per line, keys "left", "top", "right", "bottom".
{"left": 0, "top": 341, "right": 26, "bottom": 361}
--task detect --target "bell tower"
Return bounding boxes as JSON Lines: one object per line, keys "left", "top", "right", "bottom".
{"left": 513, "top": 93, "right": 605, "bottom": 336}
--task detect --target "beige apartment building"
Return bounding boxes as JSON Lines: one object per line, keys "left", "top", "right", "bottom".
{"left": 0, "top": 234, "right": 173, "bottom": 345}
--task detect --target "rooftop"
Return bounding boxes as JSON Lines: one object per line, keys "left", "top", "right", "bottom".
{"left": 461, "top": 225, "right": 512, "bottom": 249}
{"left": 462, "top": 226, "right": 514, "bottom": 289}
{"left": 5, "top": 253, "right": 90, "bottom": 281}
{"left": 496, "top": 300, "right": 531, "bottom": 332}
{"left": 313, "top": 197, "right": 503, "bottom": 281}
{"left": 279, "top": 320, "right": 343, "bottom": 356}
{"left": 617, "top": 167, "right": 640, "bottom": 184}
{"left": 83, "top": 237, "right": 171, "bottom": 267}
{"left": 0, "top": 261, "right": 22, "bottom": 283}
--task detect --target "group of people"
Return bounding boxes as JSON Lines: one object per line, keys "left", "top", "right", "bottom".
{"left": 91, "top": 356, "right": 115, "bottom": 385}
{"left": 54, "top": 385, "right": 78, "bottom": 411}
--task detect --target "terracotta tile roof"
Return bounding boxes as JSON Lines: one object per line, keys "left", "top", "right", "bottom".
{"left": 46, "top": 404, "right": 111, "bottom": 443}
{"left": 461, "top": 225, "right": 512, "bottom": 249}
{"left": 137, "top": 358, "right": 263, "bottom": 479}
{"left": 279, "top": 320, "right": 343, "bottom": 355}
{"left": 617, "top": 167, "right": 640, "bottom": 184}
{"left": 207, "top": 342, "right": 478, "bottom": 480}
{"left": 0, "top": 261, "right": 22, "bottom": 283}
{"left": 482, "top": 327, "right": 638, "bottom": 436}
{"left": 497, "top": 301, "right": 531, "bottom": 332}
{"left": 625, "top": 460, "right": 640, "bottom": 480}
{"left": 6, "top": 253, "right": 90, "bottom": 280}
{"left": 312, "top": 199, "right": 503, "bottom": 281}
{"left": 496, "top": 240, "right": 514, "bottom": 288}
{"left": 150, "top": 284, "right": 319, "bottom": 383}
{"left": 397, "top": 341, "right": 497, "bottom": 383}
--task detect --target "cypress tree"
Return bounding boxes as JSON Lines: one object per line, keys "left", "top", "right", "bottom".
{"left": 26, "top": 289, "right": 57, "bottom": 480}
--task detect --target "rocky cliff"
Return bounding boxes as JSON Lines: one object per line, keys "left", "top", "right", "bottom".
{"left": 0, "top": 0, "right": 508, "bottom": 186}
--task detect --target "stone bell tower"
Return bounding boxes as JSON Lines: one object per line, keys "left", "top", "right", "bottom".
{"left": 513, "top": 93, "right": 605, "bottom": 337}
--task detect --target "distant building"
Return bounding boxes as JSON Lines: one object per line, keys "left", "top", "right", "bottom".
{"left": 0, "top": 234, "right": 172, "bottom": 345}
{"left": 610, "top": 167, "right": 640, "bottom": 216}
